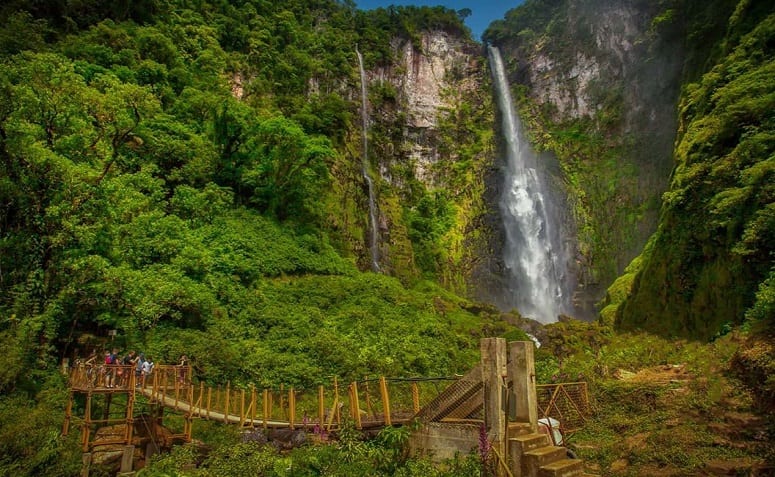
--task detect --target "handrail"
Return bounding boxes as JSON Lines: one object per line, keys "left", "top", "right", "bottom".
{"left": 489, "top": 445, "right": 515, "bottom": 477}
{"left": 65, "top": 364, "right": 590, "bottom": 434}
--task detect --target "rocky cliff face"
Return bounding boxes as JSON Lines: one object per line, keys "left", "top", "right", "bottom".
{"left": 513, "top": 1, "right": 682, "bottom": 133}
{"left": 364, "top": 31, "right": 497, "bottom": 292}
{"left": 372, "top": 32, "right": 485, "bottom": 188}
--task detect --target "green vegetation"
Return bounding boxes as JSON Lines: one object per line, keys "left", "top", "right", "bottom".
{"left": 138, "top": 423, "right": 484, "bottom": 477}
{"left": 616, "top": 5, "right": 775, "bottom": 339}
{"left": 0, "top": 0, "right": 772, "bottom": 475}
{"left": 536, "top": 323, "right": 772, "bottom": 475}
{"left": 0, "top": 1, "right": 506, "bottom": 475}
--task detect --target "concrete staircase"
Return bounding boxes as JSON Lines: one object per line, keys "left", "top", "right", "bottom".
{"left": 410, "top": 340, "right": 597, "bottom": 477}
{"left": 508, "top": 423, "right": 588, "bottom": 477}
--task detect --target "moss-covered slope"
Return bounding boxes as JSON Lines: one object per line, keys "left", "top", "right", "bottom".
{"left": 616, "top": 3, "right": 775, "bottom": 338}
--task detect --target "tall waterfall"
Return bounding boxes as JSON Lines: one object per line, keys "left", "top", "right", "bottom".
{"left": 356, "top": 48, "right": 380, "bottom": 272}
{"left": 488, "top": 46, "right": 568, "bottom": 323}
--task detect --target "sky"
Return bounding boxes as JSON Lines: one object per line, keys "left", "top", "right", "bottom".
{"left": 355, "top": 0, "right": 525, "bottom": 40}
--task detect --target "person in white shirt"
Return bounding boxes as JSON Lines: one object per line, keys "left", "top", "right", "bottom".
{"left": 141, "top": 357, "right": 154, "bottom": 385}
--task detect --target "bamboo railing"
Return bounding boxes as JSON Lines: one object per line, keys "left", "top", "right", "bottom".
{"left": 65, "top": 364, "right": 462, "bottom": 437}
{"left": 65, "top": 364, "right": 590, "bottom": 445}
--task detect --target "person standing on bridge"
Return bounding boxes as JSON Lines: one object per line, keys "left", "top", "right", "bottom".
{"left": 142, "top": 356, "right": 154, "bottom": 387}
{"left": 177, "top": 354, "right": 188, "bottom": 385}
{"left": 104, "top": 348, "right": 118, "bottom": 388}
{"left": 135, "top": 353, "right": 145, "bottom": 387}
{"left": 84, "top": 351, "right": 98, "bottom": 387}
{"left": 119, "top": 350, "right": 136, "bottom": 387}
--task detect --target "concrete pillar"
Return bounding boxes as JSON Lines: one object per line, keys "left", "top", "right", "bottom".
{"left": 481, "top": 338, "right": 507, "bottom": 477}
{"left": 120, "top": 445, "right": 135, "bottom": 473}
{"left": 508, "top": 341, "right": 538, "bottom": 432}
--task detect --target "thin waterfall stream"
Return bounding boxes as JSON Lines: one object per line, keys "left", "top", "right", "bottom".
{"left": 489, "top": 46, "right": 568, "bottom": 323}
{"left": 356, "top": 47, "right": 380, "bottom": 272}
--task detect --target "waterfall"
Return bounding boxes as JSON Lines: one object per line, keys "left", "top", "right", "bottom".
{"left": 356, "top": 47, "right": 380, "bottom": 272}
{"left": 488, "top": 46, "right": 568, "bottom": 323}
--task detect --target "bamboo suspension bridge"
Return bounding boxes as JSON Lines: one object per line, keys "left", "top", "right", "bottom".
{"left": 64, "top": 339, "right": 593, "bottom": 477}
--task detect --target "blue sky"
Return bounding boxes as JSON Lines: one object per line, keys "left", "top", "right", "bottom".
{"left": 355, "top": 1, "right": 525, "bottom": 40}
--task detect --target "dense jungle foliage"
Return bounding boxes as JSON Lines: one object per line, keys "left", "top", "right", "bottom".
{"left": 616, "top": 1, "right": 775, "bottom": 340}
{"left": 0, "top": 1, "right": 514, "bottom": 475}
{"left": 1, "top": 0, "right": 773, "bottom": 475}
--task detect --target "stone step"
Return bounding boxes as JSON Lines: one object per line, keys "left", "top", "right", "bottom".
{"left": 523, "top": 445, "right": 567, "bottom": 476}
{"left": 538, "top": 458, "right": 585, "bottom": 477}
{"left": 508, "top": 421, "right": 534, "bottom": 437}
{"left": 509, "top": 432, "right": 550, "bottom": 454}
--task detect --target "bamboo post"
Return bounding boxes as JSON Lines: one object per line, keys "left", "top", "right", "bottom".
{"left": 364, "top": 379, "right": 376, "bottom": 420}
{"left": 326, "top": 377, "right": 339, "bottom": 431}
{"left": 279, "top": 384, "right": 285, "bottom": 420}
{"left": 262, "top": 389, "right": 269, "bottom": 429}
{"left": 206, "top": 386, "right": 212, "bottom": 420}
{"left": 240, "top": 389, "right": 245, "bottom": 427}
{"left": 160, "top": 376, "right": 167, "bottom": 409}
{"left": 82, "top": 392, "right": 93, "bottom": 452}
{"left": 334, "top": 377, "right": 341, "bottom": 426}
{"left": 174, "top": 373, "right": 180, "bottom": 411}
{"left": 63, "top": 391, "right": 73, "bottom": 436}
{"left": 130, "top": 368, "right": 136, "bottom": 400}
{"left": 326, "top": 395, "right": 338, "bottom": 431}
{"left": 184, "top": 414, "right": 192, "bottom": 442}
{"left": 224, "top": 382, "right": 230, "bottom": 424}
{"left": 411, "top": 381, "right": 420, "bottom": 414}
{"left": 350, "top": 382, "right": 362, "bottom": 429}
{"left": 198, "top": 382, "right": 204, "bottom": 417}
{"left": 379, "top": 376, "right": 391, "bottom": 426}
{"left": 125, "top": 387, "right": 135, "bottom": 445}
{"left": 318, "top": 385, "right": 324, "bottom": 427}
{"left": 251, "top": 386, "right": 257, "bottom": 425}
{"left": 288, "top": 388, "right": 296, "bottom": 430}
